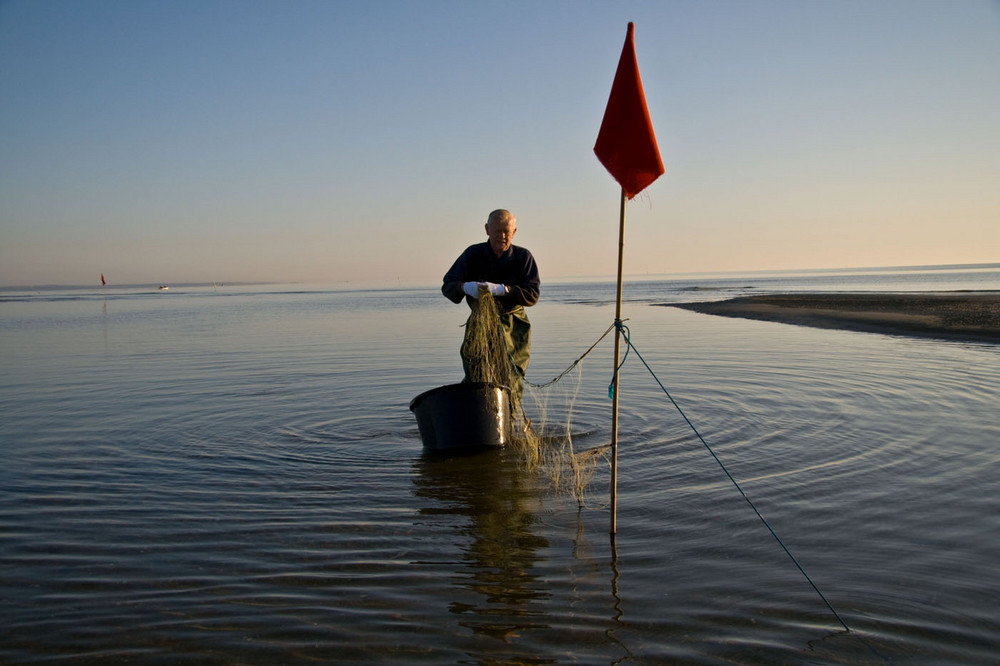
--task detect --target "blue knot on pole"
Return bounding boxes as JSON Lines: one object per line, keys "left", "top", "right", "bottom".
{"left": 608, "top": 319, "right": 632, "bottom": 399}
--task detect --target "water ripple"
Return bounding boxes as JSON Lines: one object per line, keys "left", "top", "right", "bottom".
{"left": 3, "top": 284, "right": 999, "bottom": 663}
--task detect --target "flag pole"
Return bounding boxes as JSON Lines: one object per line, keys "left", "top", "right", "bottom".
{"left": 610, "top": 186, "right": 626, "bottom": 535}
{"left": 594, "top": 21, "right": 664, "bottom": 536}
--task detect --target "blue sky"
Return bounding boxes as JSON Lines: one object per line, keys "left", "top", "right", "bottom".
{"left": 1, "top": 0, "right": 998, "bottom": 287}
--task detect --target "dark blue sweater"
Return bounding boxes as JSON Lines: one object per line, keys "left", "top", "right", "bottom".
{"left": 442, "top": 242, "right": 540, "bottom": 313}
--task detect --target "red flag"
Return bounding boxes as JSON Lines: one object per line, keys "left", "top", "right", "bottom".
{"left": 101, "top": 273, "right": 106, "bottom": 286}
{"left": 594, "top": 22, "right": 664, "bottom": 199}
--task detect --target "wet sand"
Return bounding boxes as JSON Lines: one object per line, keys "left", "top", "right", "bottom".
{"left": 665, "top": 292, "right": 1000, "bottom": 343}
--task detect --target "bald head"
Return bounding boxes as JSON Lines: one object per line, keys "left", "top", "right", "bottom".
{"left": 485, "top": 209, "right": 517, "bottom": 256}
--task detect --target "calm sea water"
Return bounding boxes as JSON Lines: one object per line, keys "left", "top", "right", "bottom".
{"left": 2, "top": 265, "right": 999, "bottom": 664}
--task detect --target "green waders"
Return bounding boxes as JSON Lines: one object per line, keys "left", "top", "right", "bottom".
{"left": 461, "top": 305, "right": 531, "bottom": 407}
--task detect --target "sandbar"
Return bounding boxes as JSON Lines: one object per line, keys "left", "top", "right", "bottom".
{"left": 665, "top": 292, "right": 1000, "bottom": 343}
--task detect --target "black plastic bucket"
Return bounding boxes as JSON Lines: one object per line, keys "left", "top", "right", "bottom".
{"left": 409, "top": 382, "right": 511, "bottom": 451}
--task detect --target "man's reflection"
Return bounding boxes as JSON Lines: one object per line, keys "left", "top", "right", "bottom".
{"left": 412, "top": 449, "right": 550, "bottom": 642}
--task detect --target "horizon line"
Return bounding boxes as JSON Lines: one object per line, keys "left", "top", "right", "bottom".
{"left": 2, "top": 261, "right": 998, "bottom": 291}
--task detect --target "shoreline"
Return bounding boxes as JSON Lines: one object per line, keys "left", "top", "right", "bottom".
{"left": 663, "top": 292, "right": 1000, "bottom": 343}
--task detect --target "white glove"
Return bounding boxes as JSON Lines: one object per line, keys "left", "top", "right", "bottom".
{"left": 484, "top": 282, "right": 507, "bottom": 296}
{"left": 463, "top": 281, "right": 480, "bottom": 298}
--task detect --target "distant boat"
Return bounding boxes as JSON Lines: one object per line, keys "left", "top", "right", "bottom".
{"left": 158, "top": 285, "right": 169, "bottom": 290}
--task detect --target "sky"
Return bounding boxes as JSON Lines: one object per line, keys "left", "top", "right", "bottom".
{"left": 1, "top": 0, "right": 998, "bottom": 287}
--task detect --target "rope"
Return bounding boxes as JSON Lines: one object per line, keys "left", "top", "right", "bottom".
{"left": 525, "top": 321, "right": 619, "bottom": 389}
{"left": 608, "top": 318, "right": 631, "bottom": 399}
{"left": 611, "top": 320, "right": 852, "bottom": 633}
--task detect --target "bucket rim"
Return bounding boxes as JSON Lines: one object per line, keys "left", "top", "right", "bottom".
{"left": 409, "top": 381, "right": 510, "bottom": 411}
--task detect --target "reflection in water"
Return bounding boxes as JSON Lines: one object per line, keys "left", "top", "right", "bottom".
{"left": 605, "top": 534, "right": 635, "bottom": 664}
{"left": 412, "top": 450, "right": 551, "bottom": 644}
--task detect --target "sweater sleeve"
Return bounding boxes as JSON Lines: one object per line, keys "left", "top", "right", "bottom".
{"left": 502, "top": 250, "right": 540, "bottom": 308}
{"left": 441, "top": 248, "right": 470, "bottom": 304}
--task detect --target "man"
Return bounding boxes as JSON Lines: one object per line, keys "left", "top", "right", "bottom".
{"left": 442, "top": 209, "right": 540, "bottom": 392}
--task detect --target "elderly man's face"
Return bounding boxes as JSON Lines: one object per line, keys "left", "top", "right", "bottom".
{"left": 486, "top": 218, "right": 516, "bottom": 256}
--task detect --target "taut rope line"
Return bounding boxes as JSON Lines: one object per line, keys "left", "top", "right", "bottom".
{"left": 611, "top": 320, "right": 851, "bottom": 633}
{"left": 523, "top": 320, "right": 851, "bottom": 632}
{"left": 525, "top": 321, "right": 619, "bottom": 389}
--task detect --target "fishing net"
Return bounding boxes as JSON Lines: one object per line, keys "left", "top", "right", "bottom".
{"left": 461, "top": 288, "right": 517, "bottom": 388}
{"left": 522, "top": 365, "right": 608, "bottom": 506}
{"left": 462, "top": 291, "right": 609, "bottom": 505}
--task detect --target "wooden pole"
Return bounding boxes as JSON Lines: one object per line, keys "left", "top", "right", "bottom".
{"left": 610, "top": 187, "right": 626, "bottom": 534}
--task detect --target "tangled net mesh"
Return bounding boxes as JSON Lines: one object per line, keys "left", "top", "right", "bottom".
{"left": 463, "top": 292, "right": 608, "bottom": 504}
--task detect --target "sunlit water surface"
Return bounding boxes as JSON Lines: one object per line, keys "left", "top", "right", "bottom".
{"left": 2, "top": 267, "right": 999, "bottom": 663}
